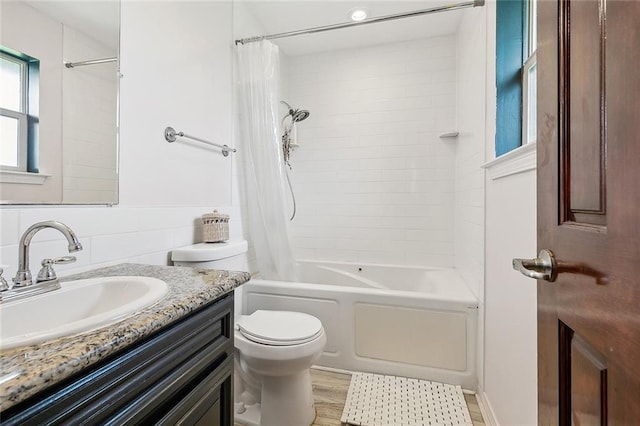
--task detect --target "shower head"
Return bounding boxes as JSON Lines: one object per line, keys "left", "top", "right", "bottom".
{"left": 292, "top": 109, "right": 310, "bottom": 122}
{"left": 281, "top": 100, "right": 310, "bottom": 123}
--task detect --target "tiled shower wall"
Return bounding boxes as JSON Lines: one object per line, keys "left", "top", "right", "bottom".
{"left": 455, "top": 9, "right": 486, "bottom": 298}
{"left": 284, "top": 36, "right": 457, "bottom": 267}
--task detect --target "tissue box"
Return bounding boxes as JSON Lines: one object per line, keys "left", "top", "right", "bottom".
{"left": 201, "top": 210, "right": 229, "bottom": 242}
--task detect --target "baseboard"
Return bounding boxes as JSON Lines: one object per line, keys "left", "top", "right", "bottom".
{"left": 476, "top": 391, "right": 500, "bottom": 426}
{"left": 311, "top": 365, "right": 354, "bottom": 376}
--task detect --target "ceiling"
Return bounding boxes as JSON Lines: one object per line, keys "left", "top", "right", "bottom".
{"left": 236, "top": 0, "right": 468, "bottom": 56}
{"left": 20, "top": 0, "right": 467, "bottom": 57}
{"left": 24, "top": 1, "right": 119, "bottom": 50}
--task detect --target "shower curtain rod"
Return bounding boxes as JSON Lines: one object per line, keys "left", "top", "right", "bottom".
{"left": 235, "top": 0, "right": 484, "bottom": 45}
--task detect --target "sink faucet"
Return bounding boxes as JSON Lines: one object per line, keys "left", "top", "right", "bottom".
{"left": 12, "top": 221, "right": 83, "bottom": 288}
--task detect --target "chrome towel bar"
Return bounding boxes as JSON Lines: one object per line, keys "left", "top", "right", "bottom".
{"left": 64, "top": 57, "right": 117, "bottom": 68}
{"left": 164, "top": 126, "right": 236, "bottom": 157}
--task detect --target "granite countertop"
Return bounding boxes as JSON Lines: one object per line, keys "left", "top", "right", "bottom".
{"left": 0, "top": 263, "right": 251, "bottom": 412}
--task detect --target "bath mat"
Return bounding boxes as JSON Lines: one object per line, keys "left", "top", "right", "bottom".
{"left": 341, "top": 372, "right": 473, "bottom": 426}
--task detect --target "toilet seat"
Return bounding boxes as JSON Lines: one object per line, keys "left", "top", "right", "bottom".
{"left": 236, "top": 310, "right": 323, "bottom": 346}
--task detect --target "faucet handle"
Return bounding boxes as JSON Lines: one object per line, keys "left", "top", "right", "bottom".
{"left": 49, "top": 256, "right": 77, "bottom": 265}
{"left": 0, "top": 268, "right": 9, "bottom": 292}
{"left": 36, "top": 256, "right": 76, "bottom": 283}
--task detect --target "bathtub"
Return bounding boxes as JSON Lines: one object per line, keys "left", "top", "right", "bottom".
{"left": 240, "top": 260, "right": 479, "bottom": 389}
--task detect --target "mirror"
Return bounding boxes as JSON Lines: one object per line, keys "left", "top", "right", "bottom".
{"left": 0, "top": 0, "right": 119, "bottom": 205}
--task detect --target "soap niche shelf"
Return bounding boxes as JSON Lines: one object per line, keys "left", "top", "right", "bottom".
{"left": 439, "top": 132, "right": 459, "bottom": 139}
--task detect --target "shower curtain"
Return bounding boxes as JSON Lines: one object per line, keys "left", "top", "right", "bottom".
{"left": 236, "top": 40, "right": 297, "bottom": 281}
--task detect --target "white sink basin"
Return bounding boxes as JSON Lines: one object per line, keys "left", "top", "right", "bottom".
{"left": 0, "top": 276, "right": 168, "bottom": 350}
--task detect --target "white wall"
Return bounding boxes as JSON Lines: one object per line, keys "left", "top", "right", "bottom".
{"left": 480, "top": 1, "right": 538, "bottom": 425}
{"left": 0, "top": 1, "right": 63, "bottom": 203}
{"left": 0, "top": 2, "right": 243, "bottom": 280}
{"left": 483, "top": 168, "right": 537, "bottom": 425}
{"left": 284, "top": 37, "right": 458, "bottom": 267}
{"left": 119, "top": 1, "right": 233, "bottom": 207}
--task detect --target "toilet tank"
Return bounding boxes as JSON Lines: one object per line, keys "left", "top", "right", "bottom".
{"left": 172, "top": 240, "right": 249, "bottom": 272}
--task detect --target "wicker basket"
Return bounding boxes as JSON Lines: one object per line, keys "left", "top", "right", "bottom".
{"left": 201, "top": 210, "right": 229, "bottom": 242}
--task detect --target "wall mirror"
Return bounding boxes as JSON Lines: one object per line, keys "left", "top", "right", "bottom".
{"left": 0, "top": 0, "right": 119, "bottom": 205}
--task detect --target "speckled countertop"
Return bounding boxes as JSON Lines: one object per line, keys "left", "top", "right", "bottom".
{"left": 0, "top": 263, "right": 251, "bottom": 412}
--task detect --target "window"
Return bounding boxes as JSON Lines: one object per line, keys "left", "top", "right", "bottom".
{"left": 0, "top": 48, "right": 39, "bottom": 173}
{"left": 495, "top": 0, "right": 537, "bottom": 155}
{"left": 0, "top": 52, "right": 28, "bottom": 171}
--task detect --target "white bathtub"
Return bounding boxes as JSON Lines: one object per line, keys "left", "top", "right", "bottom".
{"left": 240, "top": 260, "right": 478, "bottom": 389}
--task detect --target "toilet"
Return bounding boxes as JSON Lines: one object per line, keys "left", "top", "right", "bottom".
{"left": 171, "top": 241, "right": 327, "bottom": 426}
{"left": 234, "top": 310, "right": 326, "bottom": 426}
{"left": 171, "top": 239, "right": 250, "bottom": 271}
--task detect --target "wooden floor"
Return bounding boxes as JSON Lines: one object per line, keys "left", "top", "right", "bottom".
{"left": 310, "top": 369, "right": 352, "bottom": 426}
{"left": 463, "top": 390, "right": 486, "bottom": 426}
{"left": 235, "top": 369, "right": 485, "bottom": 426}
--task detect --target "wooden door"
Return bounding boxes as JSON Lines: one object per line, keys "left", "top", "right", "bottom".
{"left": 537, "top": 0, "right": 640, "bottom": 424}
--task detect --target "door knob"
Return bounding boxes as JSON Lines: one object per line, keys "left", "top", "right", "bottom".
{"left": 512, "top": 249, "right": 557, "bottom": 282}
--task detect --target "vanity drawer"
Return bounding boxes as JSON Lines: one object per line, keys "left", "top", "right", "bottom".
{"left": 106, "top": 344, "right": 233, "bottom": 425}
{"left": 1, "top": 294, "right": 234, "bottom": 426}
{"left": 156, "top": 356, "right": 233, "bottom": 426}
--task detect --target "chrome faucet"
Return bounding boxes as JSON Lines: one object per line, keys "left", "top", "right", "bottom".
{"left": 12, "top": 221, "right": 83, "bottom": 288}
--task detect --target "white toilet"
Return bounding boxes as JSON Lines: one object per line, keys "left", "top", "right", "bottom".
{"left": 171, "top": 239, "right": 250, "bottom": 271}
{"left": 172, "top": 241, "right": 327, "bottom": 426}
{"left": 234, "top": 310, "right": 326, "bottom": 426}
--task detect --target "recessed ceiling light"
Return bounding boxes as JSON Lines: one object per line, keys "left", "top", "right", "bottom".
{"left": 348, "top": 7, "right": 369, "bottom": 22}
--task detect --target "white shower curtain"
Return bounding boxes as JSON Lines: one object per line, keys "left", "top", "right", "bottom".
{"left": 236, "top": 40, "right": 297, "bottom": 281}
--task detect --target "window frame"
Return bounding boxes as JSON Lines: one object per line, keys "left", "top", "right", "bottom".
{"left": 522, "top": 0, "right": 537, "bottom": 146}
{"left": 526, "top": 0, "right": 537, "bottom": 57}
{"left": 0, "top": 108, "right": 28, "bottom": 171}
{"left": 1, "top": 51, "right": 29, "bottom": 172}
{"left": 521, "top": 51, "right": 537, "bottom": 146}
{"left": 495, "top": 0, "right": 538, "bottom": 156}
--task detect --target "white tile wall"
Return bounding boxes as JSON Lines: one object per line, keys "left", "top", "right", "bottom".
{"left": 62, "top": 26, "right": 118, "bottom": 204}
{"left": 283, "top": 36, "right": 457, "bottom": 267}
{"left": 454, "top": 8, "right": 487, "bottom": 298}
{"left": 0, "top": 205, "right": 245, "bottom": 281}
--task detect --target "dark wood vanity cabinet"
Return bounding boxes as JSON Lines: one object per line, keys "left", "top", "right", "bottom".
{"left": 1, "top": 294, "right": 234, "bottom": 426}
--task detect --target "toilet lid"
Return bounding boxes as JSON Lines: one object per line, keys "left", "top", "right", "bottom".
{"left": 236, "top": 310, "right": 323, "bottom": 346}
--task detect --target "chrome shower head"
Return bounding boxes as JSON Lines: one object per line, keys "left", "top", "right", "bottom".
{"left": 281, "top": 100, "right": 310, "bottom": 123}
{"left": 292, "top": 109, "right": 310, "bottom": 122}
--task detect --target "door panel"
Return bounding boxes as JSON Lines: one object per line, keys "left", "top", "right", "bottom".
{"left": 561, "top": 325, "right": 608, "bottom": 426}
{"left": 563, "top": 0, "right": 606, "bottom": 224}
{"left": 538, "top": 0, "right": 640, "bottom": 424}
